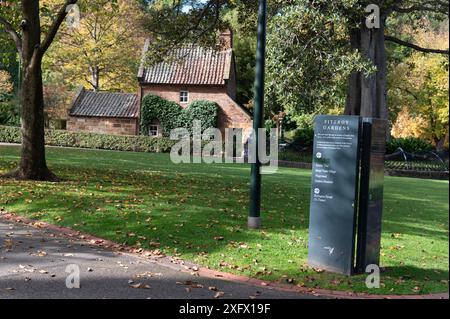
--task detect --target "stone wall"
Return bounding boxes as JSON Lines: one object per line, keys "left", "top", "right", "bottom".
{"left": 67, "top": 116, "right": 138, "bottom": 136}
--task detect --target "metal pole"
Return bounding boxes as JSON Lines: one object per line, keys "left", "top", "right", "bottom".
{"left": 248, "top": 0, "right": 267, "bottom": 229}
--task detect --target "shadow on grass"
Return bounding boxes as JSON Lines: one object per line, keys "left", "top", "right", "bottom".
{"left": 381, "top": 265, "right": 449, "bottom": 282}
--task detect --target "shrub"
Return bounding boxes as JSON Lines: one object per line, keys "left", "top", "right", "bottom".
{"left": 0, "top": 101, "right": 20, "bottom": 126}
{"left": 285, "top": 127, "right": 314, "bottom": 149}
{"left": 386, "top": 137, "right": 434, "bottom": 154}
{"left": 0, "top": 125, "right": 176, "bottom": 153}
{"left": 140, "top": 94, "right": 182, "bottom": 137}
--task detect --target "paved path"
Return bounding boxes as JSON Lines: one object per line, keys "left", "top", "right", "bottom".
{"left": 0, "top": 219, "right": 316, "bottom": 299}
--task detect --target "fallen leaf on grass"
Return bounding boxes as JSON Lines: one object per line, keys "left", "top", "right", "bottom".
{"left": 330, "top": 279, "right": 341, "bottom": 286}
{"left": 314, "top": 268, "right": 325, "bottom": 273}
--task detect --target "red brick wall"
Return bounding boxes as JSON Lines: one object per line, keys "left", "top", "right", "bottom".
{"left": 140, "top": 84, "right": 252, "bottom": 139}
{"left": 67, "top": 116, "right": 138, "bottom": 136}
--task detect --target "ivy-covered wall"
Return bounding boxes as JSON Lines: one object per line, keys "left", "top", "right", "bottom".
{"left": 140, "top": 94, "right": 182, "bottom": 136}
{"left": 140, "top": 94, "right": 218, "bottom": 137}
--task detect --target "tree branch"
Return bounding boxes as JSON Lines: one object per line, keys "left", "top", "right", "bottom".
{"left": 385, "top": 35, "right": 449, "bottom": 55}
{"left": 392, "top": 0, "right": 449, "bottom": 14}
{"left": 0, "top": 16, "right": 22, "bottom": 54}
{"left": 392, "top": 5, "right": 445, "bottom": 14}
{"left": 39, "top": 0, "right": 78, "bottom": 56}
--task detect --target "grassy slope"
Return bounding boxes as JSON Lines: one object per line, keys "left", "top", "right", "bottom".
{"left": 0, "top": 144, "right": 448, "bottom": 295}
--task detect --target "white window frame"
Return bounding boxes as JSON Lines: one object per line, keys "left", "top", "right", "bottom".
{"left": 149, "top": 125, "right": 159, "bottom": 137}
{"left": 180, "top": 90, "right": 189, "bottom": 104}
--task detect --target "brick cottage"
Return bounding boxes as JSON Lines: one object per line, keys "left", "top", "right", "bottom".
{"left": 67, "top": 30, "right": 252, "bottom": 139}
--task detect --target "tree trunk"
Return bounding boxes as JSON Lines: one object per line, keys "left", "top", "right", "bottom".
{"left": 345, "top": 28, "right": 361, "bottom": 115}
{"left": 345, "top": 10, "right": 390, "bottom": 141}
{"left": 436, "top": 130, "right": 449, "bottom": 151}
{"left": 5, "top": 0, "right": 57, "bottom": 181}
{"left": 375, "top": 15, "right": 388, "bottom": 120}
{"left": 90, "top": 66, "right": 100, "bottom": 91}
{"left": 375, "top": 14, "right": 390, "bottom": 140}
{"left": 360, "top": 21, "right": 377, "bottom": 118}
{"left": 14, "top": 65, "right": 57, "bottom": 180}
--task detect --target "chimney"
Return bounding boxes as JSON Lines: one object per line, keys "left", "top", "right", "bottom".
{"left": 219, "top": 28, "right": 233, "bottom": 50}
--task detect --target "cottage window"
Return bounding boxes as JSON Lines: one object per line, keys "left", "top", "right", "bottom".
{"left": 149, "top": 125, "right": 159, "bottom": 137}
{"left": 180, "top": 91, "right": 189, "bottom": 103}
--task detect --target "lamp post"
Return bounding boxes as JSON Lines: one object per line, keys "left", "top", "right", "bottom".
{"left": 248, "top": 0, "right": 267, "bottom": 229}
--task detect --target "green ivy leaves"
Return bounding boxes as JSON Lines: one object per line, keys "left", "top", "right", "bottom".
{"left": 140, "top": 94, "right": 218, "bottom": 137}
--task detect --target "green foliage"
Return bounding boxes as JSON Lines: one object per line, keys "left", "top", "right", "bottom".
{"left": 0, "top": 125, "right": 176, "bottom": 153}
{"left": 224, "top": 8, "right": 257, "bottom": 106}
{"left": 140, "top": 94, "right": 218, "bottom": 136}
{"left": 0, "top": 70, "right": 20, "bottom": 126}
{"left": 285, "top": 127, "right": 315, "bottom": 149}
{"left": 178, "top": 100, "right": 219, "bottom": 133}
{"left": 0, "top": 101, "right": 20, "bottom": 126}
{"left": 140, "top": 94, "right": 182, "bottom": 136}
{"left": 265, "top": 0, "right": 371, "bottom": 117}
{"left": 386, "top": 137, "right": 434, "bottom": 154}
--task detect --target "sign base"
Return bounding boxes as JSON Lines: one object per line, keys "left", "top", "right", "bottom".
{"left": 248, "top": 217, "right": 261, "bottom": 229}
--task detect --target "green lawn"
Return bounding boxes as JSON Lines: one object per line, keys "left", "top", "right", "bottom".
{"left": 0, "top": 144, "right": 448, "bottom": 295}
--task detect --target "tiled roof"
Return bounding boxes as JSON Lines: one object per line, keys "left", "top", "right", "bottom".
{"left": 138, "top": 42, "right": 233, "bottom": 85}
{"left": 69, "top": 88, "right": 138, "bottom": 118}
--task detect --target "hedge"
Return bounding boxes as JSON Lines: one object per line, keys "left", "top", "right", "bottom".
{"left": 386, "top": 137, "right": 433, "bottom": 154}
{"left": 0, "top": 125, "right": 176, "bottom": 153}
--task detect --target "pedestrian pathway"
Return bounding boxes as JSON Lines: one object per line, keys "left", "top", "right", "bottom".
{"left": 0, "top": 219, "right": 316, "bottom": 299}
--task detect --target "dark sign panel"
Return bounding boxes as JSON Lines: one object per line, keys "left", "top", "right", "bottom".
{"left": 308, "top": 115, "right": 361, "bottom": 275}
{"left": 356, "top": 118, "right": 387, "bottom": 272}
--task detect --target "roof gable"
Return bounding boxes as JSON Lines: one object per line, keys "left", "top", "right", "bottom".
{"left": 69, "top": 88, "right": 138, "bottom": 118}
{"left": 138, "top": 41, "right": 233, "bottom": 86}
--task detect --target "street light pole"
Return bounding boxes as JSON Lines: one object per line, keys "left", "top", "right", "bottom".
{"left": 248, "top": 0, "right": 267, "bottom": 229}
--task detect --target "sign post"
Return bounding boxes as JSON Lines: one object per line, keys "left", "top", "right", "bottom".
{"left": 356, "top": 118, "right": 387, "bottom": 273}
{"left": 248, "top": 0, "right": 267, "bottom": 229}
{"left": 307, "top": 115, "right": 386, "bottom": 275}
{"left": 308, "top": 115, "right": 362, "bottom": 275}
